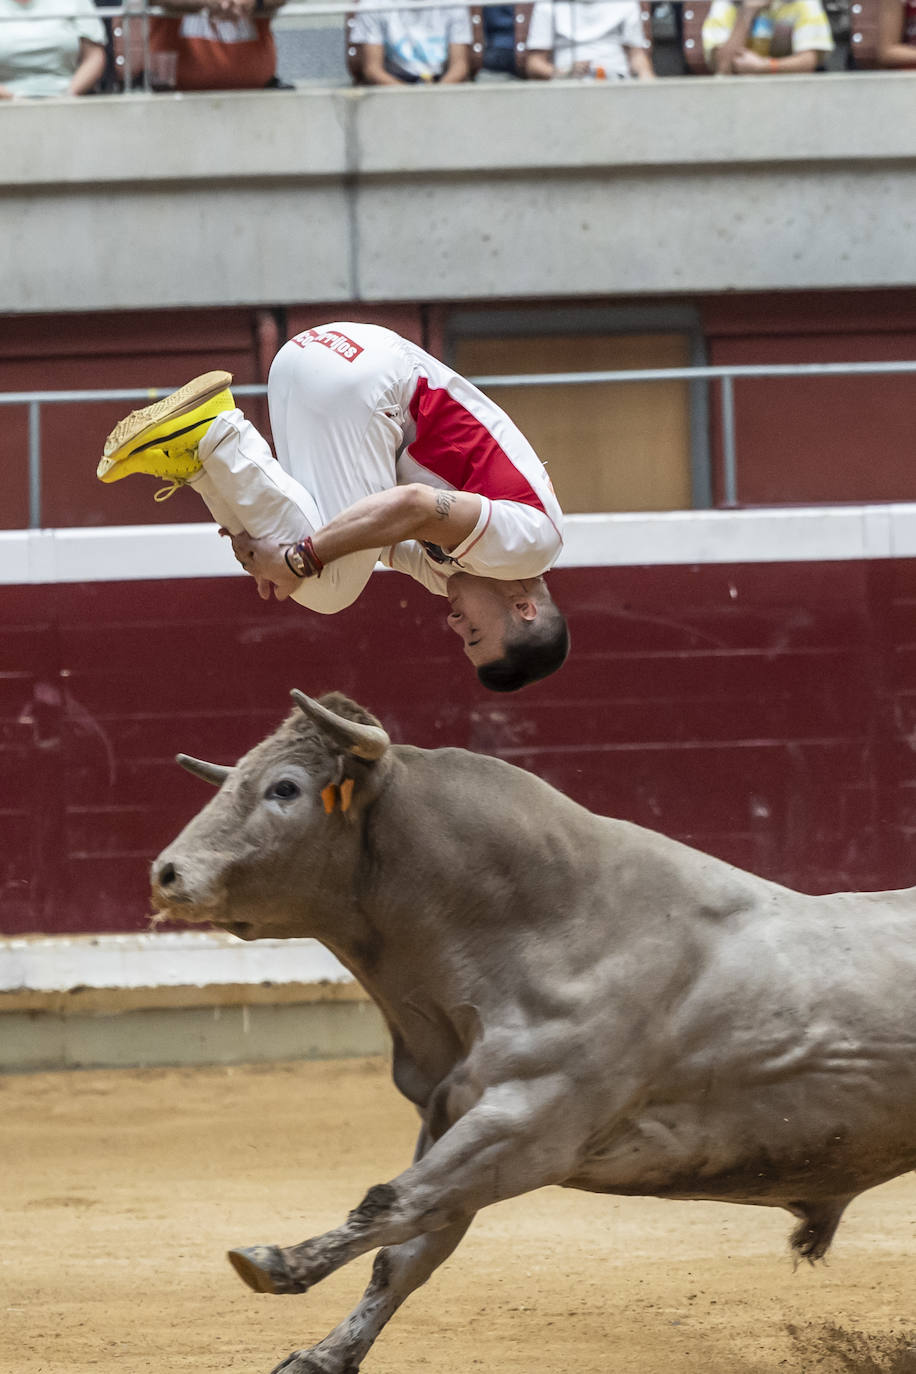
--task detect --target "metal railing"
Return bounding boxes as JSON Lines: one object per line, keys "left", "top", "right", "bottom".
{"left": 467, "top": 359, "right": 916, "bottom": 507}
{"left": 0, "top": 0, "right": 584, "bottom": 15}
{"left": 4, "top": 358, "right": 916, "bottom": 529}
{"left": 0, "top": 0, "right": 581, "bottom": 94}
{"left": 0, "top": 0, "right": 848, "bottom": 90}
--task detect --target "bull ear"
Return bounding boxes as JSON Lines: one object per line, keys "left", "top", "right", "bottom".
{"left": 176, "top": 754, "right": 232, "bottom": 786}
{"left": 291, "top": 691, "right": 390, "bottom": 761}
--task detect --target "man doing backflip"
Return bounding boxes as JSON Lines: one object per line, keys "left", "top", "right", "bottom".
{"left": 98, "top": 321, "right": 569, "bottom": 692}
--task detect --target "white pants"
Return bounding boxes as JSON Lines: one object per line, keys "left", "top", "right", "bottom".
{"left": 190, "top": 326, "right": 413, "bottom": 613}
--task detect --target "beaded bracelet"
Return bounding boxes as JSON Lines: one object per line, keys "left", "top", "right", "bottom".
{"left": 284, "top": 536, "right": 324, "bottom": 579}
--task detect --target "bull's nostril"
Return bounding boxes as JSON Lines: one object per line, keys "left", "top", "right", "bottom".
{"left": 158, "top": 861, "right": 178, "bottom": 887}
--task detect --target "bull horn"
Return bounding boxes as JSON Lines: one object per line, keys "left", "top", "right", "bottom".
{"left": 291, "top": 691, "right": 390, "bottom": 760}
{"left": 176, "top": 754, "right": 232, "bottom": 786}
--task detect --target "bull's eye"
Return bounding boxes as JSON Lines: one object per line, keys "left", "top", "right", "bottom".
{"left": 269, "top": 779, "right": 301, "bottom": 801}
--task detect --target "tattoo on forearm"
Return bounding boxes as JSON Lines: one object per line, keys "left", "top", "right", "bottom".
{"left": 435, "top": 491, "right": 457, "bottom": 520}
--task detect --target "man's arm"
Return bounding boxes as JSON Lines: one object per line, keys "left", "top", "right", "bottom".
{"left": 524, "top": 0, "right": 555, "bottom": 75}
{"left": 232, "top": 484, "right": 481, "bottom": 600}
{"left": 732, "top": 44, "right": 818, "bottom": 68}
{"left": 360, "top": 42, "right": 404, "bottom": 83}
{"left": 524, "top": 50, "right": 554, "bottom": 77}
{"left": 69, "top": 36, "right": 107, "bottom": 92}
{"left": 440, "top": 41, "right": 471, "bottom": 82}
{"left": 626, "top": 45, "right": 656, "bottom": 78}
{"left": 314, "top": 484, "right": 480, "bottom": 562}
{"left": 876, "top": 0, "right": 916, "bottom": 65}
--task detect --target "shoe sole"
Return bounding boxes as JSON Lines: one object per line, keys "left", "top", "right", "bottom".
{"left": 102, "top": 370, "right": 233, "bottom": 461}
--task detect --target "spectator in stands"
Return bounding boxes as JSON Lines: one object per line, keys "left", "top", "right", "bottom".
{"left": 875, "top": 0, "right": 916, "bottom": 65}
{"left": 0, "top": 0, "right": 106, "bottom": 96}
{"left": 348, "top": 4, "right": 473, "bottom": 83}
{"left": 148, "top": 0, "right": 286, "bottom": 91}
{"left": 702, "top": 0, "right": 834, "bottom": 72}
{"left": 481, "top": 4, "right": 520, "bottom": 74}
{"left": 524, "top": 0, "right": 655, "bottom": 79}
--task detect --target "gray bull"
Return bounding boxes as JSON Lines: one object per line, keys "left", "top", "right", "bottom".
{"left": 152, "top": 690, "right": 916, "bottom": 1374}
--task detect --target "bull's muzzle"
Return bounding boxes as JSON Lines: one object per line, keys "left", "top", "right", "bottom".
{"left": 150, "top": 854, "right": 192, "bottom": 912}
{"left": 152, "top": 858, "right": 181, "bottom": 899}
{"left": 150, "top": 848, "right": 224, "bottom": 922}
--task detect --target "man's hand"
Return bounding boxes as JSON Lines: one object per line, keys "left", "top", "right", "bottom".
{"left": 217, "top": 484, "right": 480, "bottom": 603}
{"left": 219, "top": 528, "right": 301, "bottom": 601}
{"left": 732, "top": 47, "right": 771, "bottom": 70}
{"left": 712, "top": 0, "right": 768, "bottom": 71}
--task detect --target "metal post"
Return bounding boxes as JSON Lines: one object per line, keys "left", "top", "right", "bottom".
{"left": 142, "top": 0, "right": 150, "bottom": 92}
{"left": 720, "top": 374, "right": 738, "bottom": 508}
{"left": 28, "top": 401, "right": 42, "bottom": 530}
{"left": 688, "top": 332, "right": 712, "bottom": 510}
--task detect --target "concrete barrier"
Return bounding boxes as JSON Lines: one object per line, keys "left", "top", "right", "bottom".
{"left": 2, "top": 74, "right": 916, "bottom": 314}
{"left": 0, "top": 931, "right": 388, "bottom": 1071}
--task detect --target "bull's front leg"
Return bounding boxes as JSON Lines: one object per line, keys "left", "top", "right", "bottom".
{"left": 267, "top": 1219, "right": 473, "bottom": 1374}
{"left": 229, "top": 1075, "right": 578, "bottom": 1298}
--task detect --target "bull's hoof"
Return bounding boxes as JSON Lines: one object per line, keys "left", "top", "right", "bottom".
{"left": 270, "top": 1352, "right": 357, "bottom": 1374}
{"left": 227, "top": 1245, "right": 307, "bottom": 1295}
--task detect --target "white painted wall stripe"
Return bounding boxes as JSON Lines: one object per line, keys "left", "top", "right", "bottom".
{"left": 0, "top": 931, "right": 351, "bottom": 994}
{"left": 4, "top": 506, "right": 916, "bottom": 586}
{"left": 560, "top": 506, "right": 916, "bottom": 567}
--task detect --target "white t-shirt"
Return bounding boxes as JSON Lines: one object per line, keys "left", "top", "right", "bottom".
{"left": 382, "top": 351, "right": 563, "bottom": 595}
{"left": 386, "top": 498, "right": 561, "bottom": 597}
{"left": 348, "top": 5, "right": 472, "bottom": 80}
{"left": 0, "top": 0, "right": 105, "bottom": 95}
{"left": 527, "top": 0, "right": 648, "bottom": 76}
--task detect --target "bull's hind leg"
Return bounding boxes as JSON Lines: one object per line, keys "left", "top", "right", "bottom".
{"left": 786, "top": 1196, "right": 853, "bottom": 1264}
{"left": 229, "top": 1076, "right": 579, "bottom": 1297}
{"left": 267, "top": 1219, "right": 473, "bottom": 1374}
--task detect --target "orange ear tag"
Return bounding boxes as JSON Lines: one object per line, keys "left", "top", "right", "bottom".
{"left": 321, "top": 783, "right": 338, "bottom": 814}
{"left": 339, "top": 778, "right": 354, "bottom": 813}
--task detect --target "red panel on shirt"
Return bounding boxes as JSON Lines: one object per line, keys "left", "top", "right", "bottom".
{"left": 407, "top": 378, "right": 547, "bottom": 513}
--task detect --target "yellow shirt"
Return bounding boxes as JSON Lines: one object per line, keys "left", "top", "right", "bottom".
{"left": 702, "top": 0, "right": 834, "bottom": 61}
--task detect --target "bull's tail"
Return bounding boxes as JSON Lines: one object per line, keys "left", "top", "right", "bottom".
{"left": 786, "top": 1198, "right": 852, "bottom": 1265}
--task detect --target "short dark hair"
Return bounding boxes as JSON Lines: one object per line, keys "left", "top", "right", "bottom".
{"left": 476, "top": 600, "right": 570, "bottom": 693}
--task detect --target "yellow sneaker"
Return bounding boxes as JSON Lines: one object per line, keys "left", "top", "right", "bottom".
{"left": 97, "top": 371, "right": 235, "bottom": 484}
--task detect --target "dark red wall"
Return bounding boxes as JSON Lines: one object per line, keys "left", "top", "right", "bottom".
{"left": 2, "top": 558, "right": 914, "bottom": 936}
{"left": 702, "top": 291, "right": 916, "bottom": 505}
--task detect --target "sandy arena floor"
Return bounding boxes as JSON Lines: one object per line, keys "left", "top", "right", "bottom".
{"left": 1, "top": 1057, "right": 914, "bottom": 1374}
